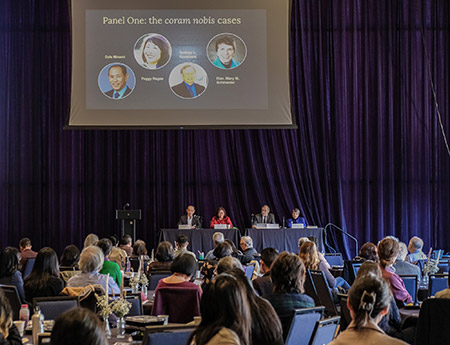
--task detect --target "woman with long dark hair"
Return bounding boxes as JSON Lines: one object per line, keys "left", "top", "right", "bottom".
{"left": 24, "top": 247, "right": 64, "bottom": 302}
{"left": 0, "top": 247, "right": 25, "bottom": 303}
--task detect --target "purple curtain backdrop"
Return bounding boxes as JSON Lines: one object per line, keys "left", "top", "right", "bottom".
{"left": 1, "top": 0, "right": 450, "bottom": 259}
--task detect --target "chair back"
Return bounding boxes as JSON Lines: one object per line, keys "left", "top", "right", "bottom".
{"left": 432, "top": 250, "right": 444, "bottom": 260}
{"left": 23, "top": 258, "right": 36, "bottom": 279}
{"left": 285, "top": 307, "right": 324, "bottom": 345}
{"left": 0, "top": 284, "right": 21, "bottom": 320}
{"left": 33, "top": 296, "right": 79, "bottom": 320}
{"left": 428, "top": 274, "right": 449, "bottom": 297}
{"left": 351, "top": 262, "right": 362, "bottom": 278}
{"left": 309, "top": 270, "right": 338, "bottom": 316}
{"left": 149, "top": 272, "right": 171, "bottom": 290}
{"left": 304, "top": 270, "right": 320, "bottom": 306}
{"left": 143, "top": 324, "right": 197, "bottom": 345}
{"left": 130, "top": 257, "right": 151, "bottom": 273}
{"left": 398, "top": 274, "right": 417, "bottom": 304}
{"left": 125, "top": 292, "right": 143, "bottom": 316}
{"left": 417, "top": 259, "right": 426, "bottom": 272}
{"left": 415, "top": 298, "right": 450, "bottom": 345}
{"left": 324, "top": 253, "right": 344, "bottom": 267}
{"left": 337, "top": 293, "right": 351, "bottom": 331}
{"left": 437, "top": 262, "right": 449, "bottom": 273}
{"left": 245, "top": 265, "right": 255, "bottom": 280}
{"left": 151, "top": 285, "right": 201, "bottom": 323}
{"left": 308, "top": 316, "right": 340, "bottom": 345}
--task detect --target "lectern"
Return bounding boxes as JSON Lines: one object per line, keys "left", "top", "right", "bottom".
{"left": 116, "top": 209, "right": 141, "bottom": 242}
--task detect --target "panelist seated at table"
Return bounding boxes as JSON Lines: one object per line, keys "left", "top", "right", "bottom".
{"left": 252, "top": 204, "right": 276, "bottom": 227}
{"left": 210, "top": 206, "right": 233, "bottom": 228}
{"left": 177, "top": 205, "right": 202, "bottom": 229}
{"left": 287, "top": 207, "right": 308, "bottom": 228}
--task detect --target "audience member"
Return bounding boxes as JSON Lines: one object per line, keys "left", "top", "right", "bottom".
{"left": 108, "top": 237, "right": 127, "bottom": 271}
{"left": 224, "top": 239, "right": 244, "bottom": 262}
{"left": 393, "top": 242, "right": 421, "bottom": 278}
{"left": 188, "top": 274, "right": 251, "bottom": 345}
{"left": 0, "top": 247, "right": 25, "bottom": 303}
{"left": 297, "top": 237, "right": 311, "bottom": 252}
{"left": 83, "top": 233, "right": 99, "bottom": 249}
{"left": 130, "top": 240, "right": 151, "bottom": 273}
{"left": 96, "top": 239, "right": 121, "bottom": 287}
{"left": 204, "top": 232, "right": 225, "bottom": 260}
{"left": 148, "top": 241, "right": 174, "bottom": 272}
{"left": 174, "top": 235, "right": 196, "bottom": 258}
{"left": 239, "top": 236, "right": 258, "bottom": 265}
{"left": 0, "top": 289, "right": 22, "bottom": 345}
{"left": 119, "top": 235, "right": 133, "bottom": 256}
{"left": 24, "top": 247, "right": 64, "bottom": 302}
{"left": 266, "top": 252, "right": 315, "bottom": 340}
{"left": 18, "top": 237, "right": 37, "bottom": 272}
{"left": 354, "top": 242, "right": 379, "bottom": 262}
{"left": 406, "top": 236, "right": 427, "bottom": 264}
{"left": 60, "top": 245, "right": 80, "bottom": 271}
{"left": 378, "top": 238, "right": 413, "bottom": 307}
{"left": 329, "top": 274, "right": 407, "bottom": 345}
{"left": 216, "top": 257, "right": 243, "bottom": 275}
{"left": 67, "top": 246, "right": 120, "bottom": 295}
{"left": 226, "top": 268, "right": 283, "bottom": 345}
{"left": 210, "top": 207, "right": 233, "bottom": 229}
{"left": 253, "top": 247, "right": 279, "bottom": 297}
{"left": 201, "top": 242, "right": 233, "bottom": 286}
{"left": 51, "top": 308, "right": 107, "bottom": 345}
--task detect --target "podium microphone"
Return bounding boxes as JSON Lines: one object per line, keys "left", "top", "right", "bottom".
{"left": 123, "top": 203, "right": 130, "bottom": 210}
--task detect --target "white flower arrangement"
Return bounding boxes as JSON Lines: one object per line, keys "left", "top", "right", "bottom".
{"left": 140, "top": 273, "right": 149, "bottom": 287}
{"left": 111, "top": 298, "right": 132, "bottom": 318}
{"left": 95, "top": 294, "right": 112, "bottom": 318}
{"left": 423, "top": 259, "right": 439, "bottom": 275}
{"left": 129, "top": 273, "right": 149, "bottom": 288}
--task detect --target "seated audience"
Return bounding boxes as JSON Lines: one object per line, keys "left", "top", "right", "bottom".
{"left": 130, "top": 240, "right": 151, "bottom": 273}
{"left": 174, "top": 235, "right": 196, "bottom": 258}
{"left": 60, "top": 245, "right": 80, "bottom": 271}
{"left": 51, "top": 308, "right": 107, "bottom": 345}
{"left": 224, "top": 239, "right": 244, "bottom": 262}
{"left": 210, "top": 207, "right": 233, "bottom": 229}
{"left": 299, "top": 241, "right": 349, "bottom": 290}
{"left": 205, "top": 232, "right": 225, "bottom": 260}
{"left": 24, "top": 247, "right": 64, "bottom": 302}
{"left": 201, "top": 242, "right": 233, "bottom": 286}
{"left": 406, "top": 236, "right": 427, "bottom": 264}
{"left": 435, "top": 273, "right": 450, "bottom": 298}
{"left": 393, "top": 242, "right": 421, "bottom": 278}
{"left": 148, "top": 241, "right": 174, "bottom": 272}
{"left": 239, "top": 236, "right": 258, "bottom": 265}
{"left": 216, "top": 257, "right": 243, "bottom": 274}
{"left": 0, "top": 247, "right": 25, "bottom": 303}
{"left": 119, "top": 235, "right": 133, "bottom": 256}
{"left": 226, "top": 268, "right": 283, "bottom": 345}
{"left": 108, "top": 236, "right": 127, "bottom": 271}
{"left": 96, "top": 239, "right": 121, "bottom": 287}
{"left": 178, "top": 205, "right": 202, "bottom": 229}
{"left": 329, "top": 274, "right": 407, "bottom": 345}
{"left": 67, "top": 246, "right": 120, "bottom": 295}
{"left": 287, "top": 208, "right": 307, "bottom": 228}
{"left": 378, "top": 238, "right": 413, "bottom": 307}
{"left": 83, "top": 233, "right": 99, "bottom": 249}
{"left": 18, "top": 237, "right": 37, "bottom": 273}
{"left": 253, "top": 247, "right": 279, "bottom": 297}
{"left": 0, "top": 289, "right": 22, "bottom": 345}
{"left": 266, "top": 252, "right": 315, "bottom": 340}
{"left": 188, "top": 274, "right": 251, "bottom": 345}
{"left": 354, "top": 242, "right": 379, "bottom": 262}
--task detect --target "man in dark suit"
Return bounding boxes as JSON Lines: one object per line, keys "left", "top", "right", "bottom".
{"left": 104, "top": 65, "right": 132, "bottom": 99}
{"left": 239, "top": 236, "right": 258, "bottom": 265}
{"left": 171, "top": 65, "right": 205, "bottom": 98}
{"left": 177, "top": 205, "right": 202, "bottom": 229}
{"left": 252, "top": 204, "right": 276, "bottom": 227}
{"left": 253, "top": 247, "right": 279, "bottom": 297}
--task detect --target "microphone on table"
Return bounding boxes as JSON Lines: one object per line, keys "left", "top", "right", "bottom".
{"left": 282, "top": 216, "right": 286, "bottom": 229}
{"left": 251, "top": 214, "right": 255, "bottom": 226}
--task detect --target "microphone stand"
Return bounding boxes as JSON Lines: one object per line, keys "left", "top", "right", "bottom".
{"left": 324, "top": 223, "right": 358, "bottom": 257}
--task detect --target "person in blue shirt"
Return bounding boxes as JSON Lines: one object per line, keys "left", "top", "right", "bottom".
{"left": 287, "top": 208, "right": 307, "bottom": 228}
{"left": 212, "top": 36, "right": 240, "bottom": 69}
{"left": 104, "top": 65, "right": 132, "bottom": 99}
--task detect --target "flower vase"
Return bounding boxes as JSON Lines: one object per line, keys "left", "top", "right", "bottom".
{"left": 132, "top": 284, "right": 140, "bottom": 293}
{"left": 142, "top": 285, "right": 148, "bottom": 296}
{"left": 103, "top": 316, "right": 111, "bottom": 338}
{"left": 117, "top": 316, "right": 126, "bottom": 335}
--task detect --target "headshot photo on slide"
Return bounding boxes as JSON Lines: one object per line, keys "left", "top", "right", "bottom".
{"left": 134, "top": 33, "right": 172, "bottom": 70}
{"left": 169, "top": 63, "right": 208, "bottom": 99}
{"left": 98, "top": 63, "right": 136, "bottom": 100}
{"left": 207, "top": 33, "right": 247, "bottom": 70}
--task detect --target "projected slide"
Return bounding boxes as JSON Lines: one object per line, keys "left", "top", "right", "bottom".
{"left": 69, "top": 0, "right": 293, "bottom": 128}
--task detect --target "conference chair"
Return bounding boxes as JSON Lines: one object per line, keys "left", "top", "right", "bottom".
{"left": 284, "top": 306, "right": 324, "bottom": 345}
{"left": 304, "top": 270, "right": 320, "bottom": 306}
{"left": 33, "top": 296, "right": 79, "bottom": 320}
{"left": 149, "top": 271, "right": 171, "bottom": 290}
{"left": 351, "top": 262, "right": 362, "bottom": 278}
{"left": 309, "top": 270, "right": 338, "bottom": 317}
{"left": 143, "top": 324, "right": 197, "bottom": 345}
{"left": 398, "top": 275, "right": 418, "bottom": 304}
{"left": 124, "top": 292, "right": 143, "bottom": 316}
{"left": 324, "top": 253, "right": 344, "bottom": 267}
{"left": 0, "top": 284, "right": 21, "bottom": 320}
{"left": 130, "top": 257, "right": 151, "bottom": 273}
{"left": 437, "top": 262, "right": 449, "bottom": 273}
{"left": 428, "top": 274, "right": 449, "bottom": 297}
{"left": 415, "top": 297, "right": 450, "bottom": 345}
{"left": 23, "top": 258, "right": 35, "bottom": 279}
{"left": 308, "top": 316, "right": 340, "bottom": 345}
{"left": 337, "top": 293, "right": 351, "bottom": 331}
{"left": 245, "top": 265, "right": 255, "bottom": 280}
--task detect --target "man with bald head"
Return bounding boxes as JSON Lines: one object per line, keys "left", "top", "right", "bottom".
{"left": 171, "top": 64, "right": 205, "bottom": 98}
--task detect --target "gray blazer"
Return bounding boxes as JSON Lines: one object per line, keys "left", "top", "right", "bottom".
{"left": 253, "top": 213, "right": 276, "bottom": 225}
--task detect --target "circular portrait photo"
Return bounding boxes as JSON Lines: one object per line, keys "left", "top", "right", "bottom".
{"left": 169, "top": 63, "right": 208, "bottom": 99}
{"left": 134, "top": 33, "right": 172, "bottom": 70}
{"left": 207, "top": 33, "right": 247, "bottom": 70}
{"left": 98, "top": 63, "right": 136, "bottom": 100}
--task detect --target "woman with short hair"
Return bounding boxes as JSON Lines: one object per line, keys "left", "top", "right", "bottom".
{"left": 148, "top": 241, "right": 174, "bottom": 272}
